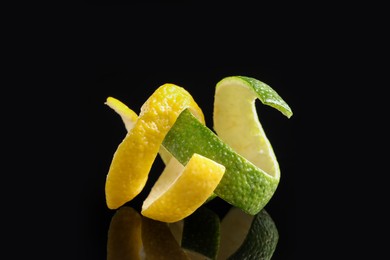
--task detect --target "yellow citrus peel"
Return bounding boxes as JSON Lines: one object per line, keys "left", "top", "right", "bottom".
{"left": 141, "top": 153, "right": 224, "bottom": 223}
{"left": 104, "top": 84, "right": 206, "bottom": 209}
{"left": 105, "top": 85, "right": 225, "bottom": 223}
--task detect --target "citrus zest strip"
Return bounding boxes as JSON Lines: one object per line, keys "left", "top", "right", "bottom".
{"left": 162, "top": 109, "right": 277, "bottom": 215}
{"left": 105, "top": 97, "right": 138, "bottom": 132}
{"left": 105, "top": 96, "right": 174, "bottom": 164}
{"left": 213, "top": 75, "right": 292, "bottom": 178}
{"left": 141, "top": 153, "right": 225, "bottom": 223}
{"left": 162, "top": 75, "right": 292, "bottom": 215}
{"left": 104, "top": 84, "right": 205, "bottom": 209}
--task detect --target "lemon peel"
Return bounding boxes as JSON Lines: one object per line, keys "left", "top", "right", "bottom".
{"left": 105, "top": 96, "right": 138, "bottom": 132}
{"left": 141, "top": 153, "right": 225, "bottom": 223}
{"left": 105, "top": 96, "right": 173, "bottom": 164}
{"left": 105, "top": 84, "right": 205, "bottom": 209}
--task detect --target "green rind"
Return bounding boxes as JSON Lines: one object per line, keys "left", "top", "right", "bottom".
{"left": 162, "top": 109, "right": 279, "bottom": 215}
{"left": 217, "top": 76, "right": 293, "bottom": 118}
{"left": 235, "top": 76, "right": 293, "bottom": 118}
{"left": 181, "top": 206, "right": 221, "bottom": 260}
{"left": 227, "top": 209, "right": 279, "bottom": 260}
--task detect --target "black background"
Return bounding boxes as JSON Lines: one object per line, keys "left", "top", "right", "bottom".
{"left": 76, "top": 3, "right": 302, "bottom": 259}
{"left": 8, "top": 2, "right": 386, "bottom": 259}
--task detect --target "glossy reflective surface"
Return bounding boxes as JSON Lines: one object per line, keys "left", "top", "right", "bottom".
{"left": 107, "top": 204, "right": 278, "bottom": 260}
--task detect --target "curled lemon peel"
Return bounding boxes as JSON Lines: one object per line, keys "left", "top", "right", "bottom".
{"left": 105, "top": 96, "right": 174, "bottom": 164}
{"left": 105, "top": 83, "right": 227, "bottom": 224}
{"left": 104, "top": 84, "right": 206, "bottom": 209}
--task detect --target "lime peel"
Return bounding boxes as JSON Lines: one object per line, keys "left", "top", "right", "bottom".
{"left": 162, "top": 109, "right": 279, "bottom": 215}
{"left": 231, "top": 76, "right": 292, "bottom": 118}
{"left": 214, "top": 76, "right": 292, "bottom": 179}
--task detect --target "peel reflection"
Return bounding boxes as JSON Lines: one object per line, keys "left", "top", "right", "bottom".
{"left": 107, "top": 206, "right": 278, "bottom": 260}
{"left": 107, "top": 207, "right": 142, "bottom": 259}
